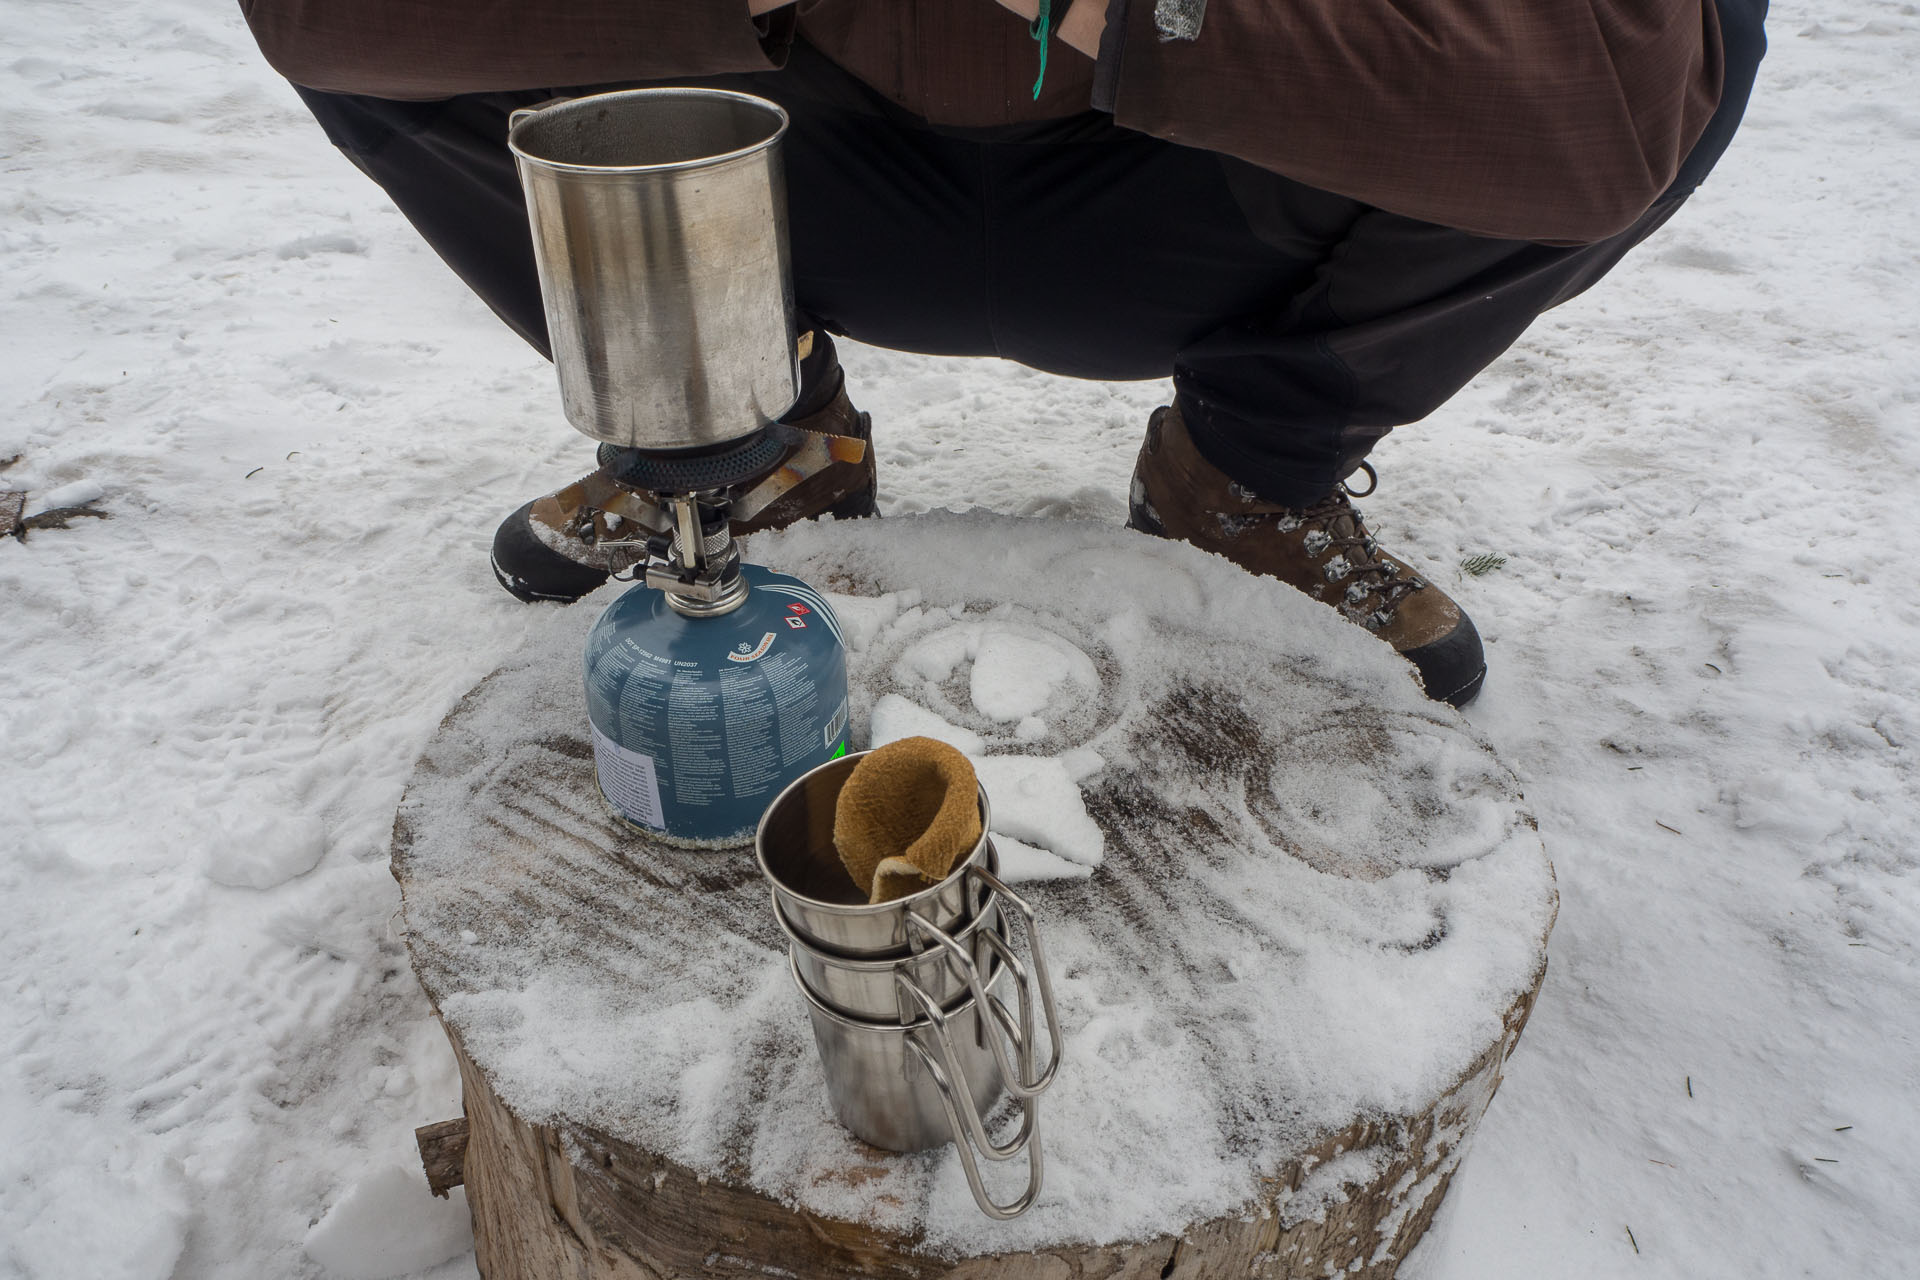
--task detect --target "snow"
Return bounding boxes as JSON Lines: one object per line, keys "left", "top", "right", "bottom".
{"left": 990, "top": 834, "right": 1096, "bottom": 885}
{"left": 1, "top": 0, "right": 1917, "bottom": 1277}
{"left": 203, "top": 804, "right": 328, "bottom": 890}
{"left": 2, "top": 1136, "right": 190, "bottom": 1280}
{"left": 302, "top": 1166, "right": 471, "bottom": 1280}
{"left": 30, "top": 477, "right": 107, "bottom": 515}
{"left": 968, "top": 625, "right": 1099, "bottom": 724}
{"left": 869, "top": 691, "right": 988, "bottom": 755}
{"left": 967, "top": 753, "right": 1104, "bottom": 869}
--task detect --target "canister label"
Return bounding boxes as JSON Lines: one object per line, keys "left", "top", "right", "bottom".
{"left": 587, "top": 719, "right": 665, "bottom": 829}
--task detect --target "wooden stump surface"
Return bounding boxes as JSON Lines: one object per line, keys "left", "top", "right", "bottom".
{"left": 392, "top": 513, "right": 1557, "bottom": 1279}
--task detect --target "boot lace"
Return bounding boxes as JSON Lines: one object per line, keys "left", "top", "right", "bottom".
{"left": 1302, "top": 466, "right": 1423, "bottom": 631}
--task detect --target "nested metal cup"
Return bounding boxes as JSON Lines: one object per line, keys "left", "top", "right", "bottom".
{"left": 782, "top": 899, "right": 1006, "bottom": 1024}
{"left": 792, "top": 953, "right": 1044, "bottom": 1219}
{"left": 755, "top": 750, "right": 994, "bottom": 957}
{"left": 508, "top": 88, "right": 799, "bottom": 449}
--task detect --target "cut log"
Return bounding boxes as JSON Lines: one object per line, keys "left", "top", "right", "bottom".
{"left": 392, "top": 513, "right": 1557, "bottom": 1279}
{"left": 442, "top": 982, "right": 1539, "bottom": 1279}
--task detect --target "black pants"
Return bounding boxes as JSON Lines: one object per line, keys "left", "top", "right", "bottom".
{"left": 296, "top": 8, "right": 1764, "bottom": 506}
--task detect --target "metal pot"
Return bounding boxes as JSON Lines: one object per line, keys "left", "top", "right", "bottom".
{"left": 509, "top": 88, "right": 799, "bottom": 449}
{"left": 754, "top": 750, "right": 994, "bottom": 957}
{"left": 783, "top": 899, "right": 1006, "bottom": 1024}
{"left": 791, "top": 953, "right": 1044, "bottom": 1219}
{"left": 782, "top": 875, "right": 1065, "bottom": 1108}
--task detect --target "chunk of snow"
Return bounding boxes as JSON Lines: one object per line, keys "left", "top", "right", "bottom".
{"left": 992, "top": 834, "right": 1096, "bottom": 884}
{"left": 868, "top": 693, "right": 985, "bottom": 755}
{"left": 969, "top": 625, "right": 1098, "bottom": 722}
{"left": 971, "top": 753, "right": 1105, "bottom": 868}
{"left": 820, "top": 590, "right": 904, "bottom": 655}
{"left": 1059, "top": 747, "right": 1105, "bottom": 782}
{"left": 276, "top": 232, "right": 368, "bottom": 259}
{"left": 894, "top": 624, "right": 975, "bottom": 684}
{"left": 34, "top": 478, "right": 106, "bottom": 511}
{"left": 203, "top": 808, "right": 327, "bottom": 889}
{"left": 303, "top": 1164, "right": 472, "bottom": 1279}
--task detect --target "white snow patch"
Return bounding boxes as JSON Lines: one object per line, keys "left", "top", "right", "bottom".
{"left": 1277, "top": 1146, "right": 1393, "bottom": 1228}
{"left": 303, "top": 1163, "right": 473, "bottom": 1279}
{"left": 203, "top": 805, "right": 328, "bottom": 889}
{"left": 971, "top": 753, "right": 1105, "bottom": 869}
{"left": 868, "top": 692, "right": 986, "bottom": 756}
{"left": 276, "top": 232, "right": 369, "bottom": 259}
{"left": 821, "top": 587, "right": 918, "bottom": 654}
{"left": 2, "top": 1138, "right": 190, "bottom": 1280}
{"left": 969, "top": 625, "right": 1098, "bottom": 722}
{"left": 31, "top": 477, "right": 106, "bottom": 512}
{"left": 992, "top": 833, "right": 1096, "bottom": 884}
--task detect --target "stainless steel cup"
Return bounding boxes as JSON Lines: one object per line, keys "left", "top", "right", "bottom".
{"left": 754, "top": 750, "right": 994, "bottom": 957}
{"left": 508, "top": 88, "right": 799, "bottom": 449}
{"left": 792, "top": 953, "right": 1044, "bottom": 1219}
{"left": 783, "top": 899, "right": 1006, "bottom": 1024}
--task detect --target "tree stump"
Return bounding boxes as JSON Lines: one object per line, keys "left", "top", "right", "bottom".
{"left": 392, "top": 513, "right": 1557, "bottom": 1280}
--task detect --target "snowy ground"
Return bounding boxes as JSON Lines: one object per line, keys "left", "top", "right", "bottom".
{"left": 2, "top": 0, "right": 1916, "bottom": 1277}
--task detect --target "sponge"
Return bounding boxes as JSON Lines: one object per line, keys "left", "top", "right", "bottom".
{"left": 833, "top": 737, "right": 982, "bottom": 904}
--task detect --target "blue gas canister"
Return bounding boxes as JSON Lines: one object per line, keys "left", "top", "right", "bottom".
{"left": 584, "top": 563, "right": 850, "bottom": 847}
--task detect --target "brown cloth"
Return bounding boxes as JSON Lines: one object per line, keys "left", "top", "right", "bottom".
{"left": 833, "top": 738, "right": 982, "bottom": 905}
{"left": 239, "top": 0, "right": 1722, "bottom": 245}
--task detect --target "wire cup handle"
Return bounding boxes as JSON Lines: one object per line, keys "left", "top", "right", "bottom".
{"left": 507, "top": 97, "right": 576, "bottom": 131}
{"left": 901, "top": 985, "right": 1045, "bottom": 1220}
{"left": 904, "top": 863, "right": 1064, "bottom": 1098}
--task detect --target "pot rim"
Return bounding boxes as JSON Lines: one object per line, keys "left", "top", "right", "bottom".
{"left": 754, "top": 749, "right": 993, "bottom": 918}
{"left": 508, "top": 87, "right": 791, "bottom": 178}
{"left": 778, "top": 897, "right": 1003, "bottom": 974}
{"left": 788, "top": 949, "right": 1005, "bottom": 1035}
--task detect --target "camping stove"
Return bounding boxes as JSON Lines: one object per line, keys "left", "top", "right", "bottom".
{"left": 510, "top": 88, "right": 858, "bottom": 846}
{"left": 538, "top": 405, "right": 866, "bottom": 617}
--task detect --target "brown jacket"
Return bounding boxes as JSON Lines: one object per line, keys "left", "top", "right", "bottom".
{"left": 242, "top": 0, "right": 1723, "bottom": 244}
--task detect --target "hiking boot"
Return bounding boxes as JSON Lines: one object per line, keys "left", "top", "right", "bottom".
{"left": 1127, "top": 403, "right": 1486, "bottom": 707}
{"left": 490, "top": 351, "right": 876, "bottom": 604}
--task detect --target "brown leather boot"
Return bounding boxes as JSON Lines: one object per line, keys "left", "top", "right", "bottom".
{"left": 1128, "top": 404, "right": 1486, "bottom": 706}
{"left": 490, "top": 368, "right": 876, "bottom": 604}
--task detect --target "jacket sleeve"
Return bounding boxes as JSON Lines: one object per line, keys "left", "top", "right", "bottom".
{"left": 240, "top": 0, "right": 795, "bottom": 100}
{"left": 1092, "top": 0, "right": 1726, "bottom": 244}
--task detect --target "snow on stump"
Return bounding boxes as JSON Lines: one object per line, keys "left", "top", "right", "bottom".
{"left": 391, "top": 512, "right": 1558, "bottom": 1280}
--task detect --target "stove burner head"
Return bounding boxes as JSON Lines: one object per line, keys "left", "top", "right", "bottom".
{"left": 580, "top": 420, "right": 866, "bottom": 617}
{"left": 600, "top": 425, "right": 792, "bottom": 495}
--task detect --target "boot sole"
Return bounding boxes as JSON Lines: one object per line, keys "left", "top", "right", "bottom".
{"left": 1432, "top": 663, "right": 1487, "bottom": 708}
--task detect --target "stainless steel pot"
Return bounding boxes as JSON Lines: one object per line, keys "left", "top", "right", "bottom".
{"left": 508, "top": 88, "right": 799, "bottom": 449}
{"left": 782, "top": 871, "right": 1065, "bottom": 1105}
{"left": 755, "top": 750, "right": 994, "bottom": 957}
{"left": 782, "top": 899, "right": 1006, "bottom": 1024}
{"left": 792, "top": 953, "right": 1044, "bottom": 1219}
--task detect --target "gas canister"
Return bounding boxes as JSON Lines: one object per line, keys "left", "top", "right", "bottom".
{"left": 583, "top": 564, "right": 850, "bottom": 847}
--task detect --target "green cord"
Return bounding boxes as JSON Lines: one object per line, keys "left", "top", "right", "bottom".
{"left": 1030, "top": 0, "right": 1052, "bottom": 100}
